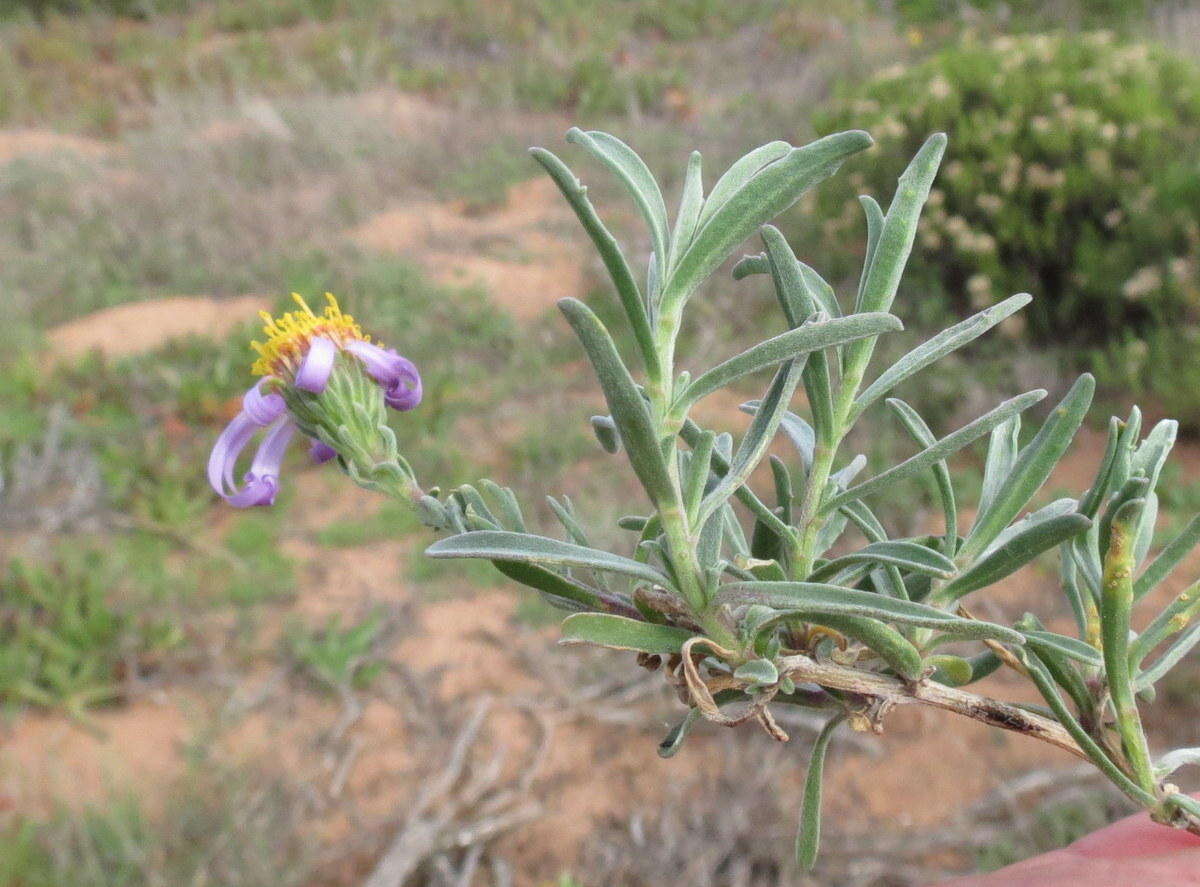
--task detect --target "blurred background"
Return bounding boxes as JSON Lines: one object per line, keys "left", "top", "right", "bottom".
{"left": 1, "top": 1, "right": 1200, "bottom": 884}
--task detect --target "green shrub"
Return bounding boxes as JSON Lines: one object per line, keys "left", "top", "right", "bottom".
{"left": 811, "top": 32, "right": 1200, "bottom": 422}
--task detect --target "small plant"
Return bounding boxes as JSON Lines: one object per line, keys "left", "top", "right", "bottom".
{"left": 209, "top": 127, "right": 1200, "bottom": 865}
{"left": 812, "top": 32, "right": 1200, "bottom": 423}
{"left": 285, "top": 610, "right": 386, "bottom": 693}
{"left": 0, "top": 549, "right": 181, "bottom": 719}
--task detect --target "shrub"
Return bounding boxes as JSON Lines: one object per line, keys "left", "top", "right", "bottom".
{"left": 810, "top": 32, "right": 1200, "bottom": 422}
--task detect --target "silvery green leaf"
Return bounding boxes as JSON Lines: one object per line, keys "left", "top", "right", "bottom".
{"left": 696, "top": 140, "right": 790, "bottom": 232}
{"left": 668, "top": 150, "right": 704, "bottom": 272}
{"left": 837, "top": 499, "right": 887, "bottom": 542}
{"left": 681, "top": 312, "right": 900, "bottom": 406}
{"left": 830, "top": 454, "right": 867, "bottom": 490}
{"left": 1021, "top": 628, "right": 1103, "bottom": 668}
{"left": 770, "top": 455, "right": 793, "bottom": 522}
{"left": 1079, "top": 416, "right": 1122, "bottom": 518}
{"left": 740, "top": 402, "right": 815, "bottom": 471}
{"left": 981, "top": 498, "right": 1078, "bottom": 559}
{"left": 1135, "top": 515, "right": 1200, "bottom": 600}
{"left": 427, "top": 530, "right": 670, "bottom": 586}
{"left": 1110, "top": 406, "right": 1143, "bottom": 492}
{"left": 530, "top": 147, "right": 657, "bottom": 373}
{"left": 796, "top": 714, "right": 843, "bottom": 870}
{"left": 1136, "top": 621, "right": 1200, "bottom": 691}
{"left": 977, "top": 416, "right": 1021, "bottom": 520}
{"left": 843, "top": 133, "right": 945, "bottom": 376}
{"left": 963, "top": 374, "right": 1094, "bottom": 560}
{"left": 719, "top": 581, "right": 1024, "bottom": 643}
{"left": 802, "top": 613, "right": 922, "bottom": 679}
{"left": 927, "top": 654, "right": 973, "bottom": 686}
{"left": 547, "top": 495, "right": 589, "bottom": 547}
{"left": 942, "top": 513, "right": 1091, "bottom": 602}
{"left": 1134, "top": 491, "right": 1158, "bottom": 568}
{"left": 658, "top": 708, "right": 704, "bottom": 758}
{"left": 852, "top": 294, "right": 1032, "bottom": 420}
{"left": 731, "top": 252, "right": 769, "bottom": 279}
{"left": 825, "top": 390, "right": 1047, "bottom": 512}
{"left": 698, "top": 362, "right": 803, "bottom": 526}
{"left": 733, "top": 658, "right": 779, "bottom": 685}
{"left": 1129, "top": 580, "right": 1200, "bottom": 667}
{"left": 808, "top": 541, "right": 956, "bottom": 582}
{"left": 566, "top": 128, "right": 670, "bottom": 280}
{"left": 798, "top": 261, "right": 842, "bottom": 320}
{"left": 647, "top": 251, "right": 660, "bottom": 304}
{"left": 662, "top": 130, "right": 873, "bottom": 313}
{"left": 854, "top": 195, "right": 885, "bottom": 310}
{"left": 680, "top": 419, "right": 787, "bottom": 537}
{"left": 1132, "top": 419, "right": 1177, "bottom": 489}
{"left": 1156, "top": 747, "right": 1200, "bottom": 777}
{"left": 887, "top": 398, "right": 957, "bottom": 552}
{"left": 560, "top": 613, "right": 695, "bottom": 654}
{"left": 857, "top": 133, "right": 945, "bottom": 316}
{"left": 761, "top": 225, "right": 839, "bottom": 433}
{"left": 479, "top": 479, "right": 526, "bottom": 532}
{"left": 723, "top": 503, "right": 751, "bottom": 559}
{"left": 590, "top": 415, "right": 620, "bottom": 453}
{"left": 1060, "top": 547, "right": 1088, "bottom": 637}
{"left": 684, "top": 430, "right": 716, "bottom": 519}
{"left": 558, "top": 299, "right": 674, "bottom": 506}
{"left": 491, "top": 560, "right": 603, "bottom": 611}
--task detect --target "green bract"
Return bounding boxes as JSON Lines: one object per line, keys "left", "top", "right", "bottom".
{"left": 330, "top": 126, "right": 1200, "bottom": 862}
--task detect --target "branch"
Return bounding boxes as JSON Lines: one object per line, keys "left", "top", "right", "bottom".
{"left": 777, "top": 652, "right": 1088, "bottom": 761}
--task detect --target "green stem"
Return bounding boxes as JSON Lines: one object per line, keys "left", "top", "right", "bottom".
{"left": 1101, "top": 511, "right": 1157, "bottom": 796}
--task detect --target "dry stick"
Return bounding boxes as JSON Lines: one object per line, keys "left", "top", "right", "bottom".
{"left": 777, "top": 652, "right": 1088, "bottom": 760}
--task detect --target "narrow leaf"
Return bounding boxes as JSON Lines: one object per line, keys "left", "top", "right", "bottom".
{"left": 567, "top": 128, "right": 670, "bottom": 278}
{"left": 887, "top": 398, "right": 957, "bottom": 551}
{"left": 720, "top": 581, "right": 1024, "bottom": 643}
{"left": 825, "top": 391, "right": 1047, "bottom": 512}
{"left": 853, "top": 294, "right": 1032, "bottom": 419}
{"left": 558, "top": 298, "right": 673, "bottom": 505}
{"left": 668, "top": 150, "right": 704, "bottom": 271}
{"left": 682, "top": 312, "right": 901, "bottom": 405}
{"left": 1135, "top": 515, "right": 1200, "bottom": 600}
{"left": 560, "top": 613, "right": 695, "bottom": 654}
{"left": 797, "top": 715, "right": 845, "bottom": 870}
{"left": 808, "top": 541, "right": 956, "bottom": 582}
{"left": 427, "top": 530, "right": 670, "bottom": 585}
{"left": 964, "top": 374, "right": 1094, "bottom": 559}
{"left": 663, "top": 130, "right": 873, "bottom": 312}
{"left": 942, "top": 513, "right": 1091, "bottom": 602}
{"left": 530, "top": 147, "right": 657, "bottom": 373}
{"left": 696, "top": 140, "right": 791, "bottom": 231}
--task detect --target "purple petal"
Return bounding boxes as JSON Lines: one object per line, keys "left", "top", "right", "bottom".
{"left": 243, "top": 378, "right": 286, "bottom": 425}
{"left": 309, "top": 439, "right": 337, "bottom": 464}
{"left": 295, "top": 336, "right": 337, "bottom": 394}
{"left": 344, "top": 339, "right": 423, "bottom": 411}
{"left": 208, "top": 411, "right": 258, "bottom": 497}
{"left": 210, "top": 416, "right": 296, "bottom": 507}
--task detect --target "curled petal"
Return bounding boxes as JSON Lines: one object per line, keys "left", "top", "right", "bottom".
{"left": 210, "top": 416, "right": 297, "bottom": 507}
{"left": 309, "top": 439, "right": 337, "bottom": 464}
{"left": 208, "top": 411, "right": 259, "bottom": 497}
{"left": 243, "top": 378, "right": 286, "bottom": 425}
{"left": 295, "top": 336, "right": 337, "bottom": 394}
{"left": 344, "top": 339, "right": 423, "bottom": 411}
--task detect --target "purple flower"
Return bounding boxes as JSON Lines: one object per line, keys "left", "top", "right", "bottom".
{"left": 208, "top": 295, "right": 422, "bottom": 508}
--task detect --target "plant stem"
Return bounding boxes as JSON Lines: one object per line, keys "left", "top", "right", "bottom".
{"left": 1101, "top": 513, "right": 1158, "bottom": 796}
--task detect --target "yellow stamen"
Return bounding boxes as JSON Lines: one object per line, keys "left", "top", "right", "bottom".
{"left": 250, "top": 293, "right": 370, "bottom": 377}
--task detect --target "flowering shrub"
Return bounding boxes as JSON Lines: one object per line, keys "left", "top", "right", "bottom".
{"left": 210, "top": 127, "right": 1200, "bottom": 864}
{"left": 812, "top": 32, "right": 1200, "bottom": 421}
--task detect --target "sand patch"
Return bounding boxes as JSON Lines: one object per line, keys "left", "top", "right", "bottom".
{"left": 348, "top": 177, "right": 586, "bottom": 321}
{"left": 0, "top": 129, "right": 111, "bottom": 164}
{"left": 47, "top": 295, "right": 270, "bottom": 363}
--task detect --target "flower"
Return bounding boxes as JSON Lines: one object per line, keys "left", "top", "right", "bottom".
{"left": 208, "top": 293, "right": 422, "bottom": 507}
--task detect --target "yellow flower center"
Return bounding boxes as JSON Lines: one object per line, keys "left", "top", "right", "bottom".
{"left": 250, "top": 293, "right": 370, "bottom": 377}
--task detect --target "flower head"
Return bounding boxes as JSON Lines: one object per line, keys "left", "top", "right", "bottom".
{"left": 208, "top": 293, "right": 422, "bottom": 507}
